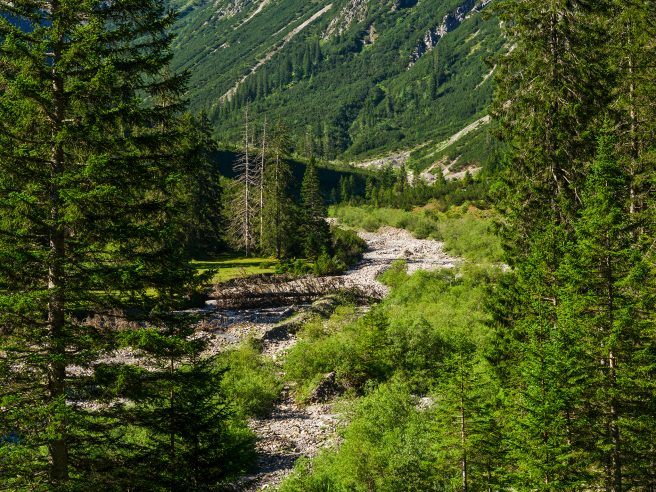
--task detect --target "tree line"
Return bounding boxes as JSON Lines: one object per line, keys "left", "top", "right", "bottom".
{"left": 224, "top": 110, "right": 329, "bottom": 261}
{"left": 331, "top": 162, "right": 490, "bottom": 212}
{"left": 0, "top": 0, "right": 252, "bottom": 489}
{"left": 487, "top": 0, "right": 656, "bottom": 489}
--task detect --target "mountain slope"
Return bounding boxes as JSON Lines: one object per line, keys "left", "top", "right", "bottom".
{"left": 170, "top": 0, "right": 502, "bottom": 172}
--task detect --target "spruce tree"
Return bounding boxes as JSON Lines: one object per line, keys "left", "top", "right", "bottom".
{"left": 489, "top": 3, "right": 621, "bottom": 488}
{"left": 261, "top": 122, "right": 297, "bottom": 258}
{"left": 300, "top": 158, "right": 329, "bottom": 259}
{"left": 0, "top": 0, "right": 200, "bottom": 487}
{"left": 178, "top": 113, "right": 224, "bottom": 257}
{"left": 558, "top": 128, "right": 656, "bottom": 490}
{"left": 431, "top": 338, "right": 506, "bottom": 492}
{"left": 607, "top": 0, "right": 656, "bottom": 220}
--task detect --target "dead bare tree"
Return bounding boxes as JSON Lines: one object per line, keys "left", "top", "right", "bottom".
{"left": 259, "top": 116, "right": 267, "bottom": 251}
{"left": 228, "top": 108, "right": 259, "bottom": 256}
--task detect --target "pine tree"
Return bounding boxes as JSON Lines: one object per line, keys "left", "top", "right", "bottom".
{"left": 120, "top": 327, "right": 255, "bottom": 490}
{"left": 607, "top": 0, "right": 656, "bottom": 220}
{"left": 493, "top": 0, "right": 608, "bottom": 259}
{"left": 300, "top": 158, "right": 329, "bottom": 259}
{"left": 0, "top": 0, "right": 199, "bottom": 486}
{"left": 178, "top": 113, "right": 224, "bottom": 257}
{"left": 558, "top": 128, "right": 656, "bottom": 490}
{"left": 261, "top": 122, "right": 297, "bottom": 258}
{"left": 490, "top": 2, "right": 611, "bottom": 486}
{"left": 431, "top": 337, "right": 506, "bottom": 492}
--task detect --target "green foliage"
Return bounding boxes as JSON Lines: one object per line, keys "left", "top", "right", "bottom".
{"left": 330, "top": 204, "right": 503, "bottom": 263}
{"left": 170, "top": 0, "right": 503, "bottom": 164}
{"left": 284, "top": 266, "right": 498, "bottom": 400}
{"left": 280, "top": 266, "right": 504, "bottom": 491}
{"left": 279, "top": 381, "right": 437, "bottom": 492}
{"left": 329, "top": 227, "right": 367, "bottom": 269}
{"left": 489, "top": 0, "right": 656, "bottom": 488}
{"left": 219, "top": 341, "right": 283, "bottom": 418}
{"left": 178, "top": 113, "right": 225, "bottom": 258}
{"left": 131, "top": 355, "right": 257, "bottom": 490}
{"left": 0, "top": 0, "right": 218, "bottom": 486}
{"left": 343, "top": 163, "right": 492, "bottom": 210}
{"left": 301, "top": 159, "right": 331, "bottom": 259}
{"left": 261, "top": 121, "right": 299, "bottom": 258}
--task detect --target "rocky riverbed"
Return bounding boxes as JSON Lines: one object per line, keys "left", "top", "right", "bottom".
{"left": 199, "top": 225, "right": 459, "bottom": 490}
{"left": 337, "top": 226, "right": 458, "bottom": 297}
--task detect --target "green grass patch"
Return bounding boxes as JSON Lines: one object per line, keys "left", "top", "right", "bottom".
{"left": 192, "top": 253, "right": 279, "bottom": 283}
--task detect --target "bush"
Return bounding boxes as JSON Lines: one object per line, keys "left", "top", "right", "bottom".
{"left": 279, "top": 266, "right": 504, "bottom": 492}
{"left": 219, "top": 341, "right": 282, "bottom": 418}
{"left": 283, "top": 306, "right": 391, "bottom": 400}
{"left": 378, "top": 259, "right": 408, "bottom": 288}
{"left": 275, "top": 258, "right": 312, "bottom": 276}
{"left": 279, "top": 381, "right": 436, "bottom": 492}
{"left": 330, "top": 226, "right": 367, "bottom": 269}
{"left": 284, "top": 266, "right": 499, "bottom": 398}
{"left": 312, "top": 252, "right": 346, "bottom": 276}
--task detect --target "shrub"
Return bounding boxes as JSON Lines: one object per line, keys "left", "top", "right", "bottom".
{"left": 283, "top": 306, "right": 392, "bottom": 400}
{"left": 275, "top": 258, "right": 312, "bottom": 276}
{"left": 279, "top": 381, "right": 436, "bottom": 492}
{"left": 330, "top": 227, "right": 367, "bottom": 268}
{"left": 312, "top": 252, "right": 346, "bottom": 276}
{"left": 218, "top": 341, "right": 282, "bottom": 418}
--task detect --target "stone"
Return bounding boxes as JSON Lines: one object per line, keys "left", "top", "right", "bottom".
{"left": 308, "top": 372, "right": 343, "bottom": 403}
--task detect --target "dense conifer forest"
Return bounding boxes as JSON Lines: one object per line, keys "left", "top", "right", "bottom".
{"left": 0, "top": 0, "right": 654, "bottom": 491}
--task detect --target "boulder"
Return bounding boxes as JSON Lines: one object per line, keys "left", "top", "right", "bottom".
{"left": 308, "top": 372, "right": 343, "bottom": 403}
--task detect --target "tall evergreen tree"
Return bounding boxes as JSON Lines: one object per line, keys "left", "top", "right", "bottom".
{"left": 261, "top": 122, "right": 297, "bottom": 258}
{"left": 178, "top": 112, "right": 224, "bottom": 257}
{"left": 607, "top": 0, "right": 656, "bottom": 220}
{"left": 491, "top": 1, "right": 656, "bottom": 488}
{"left": 431, "top": 338, "right": 506, "bottom": 492}
{"left": 300, "top": 158, "right": 329, "bottom": 259}
{"left": 0, "top": 0, "right": 203, "bottom": 487}
{"left": 558, "top": 128, "right": 656, "bottom": 490}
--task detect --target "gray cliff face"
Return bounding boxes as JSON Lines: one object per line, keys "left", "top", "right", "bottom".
{"left": 324, "top": 0, "right": 370, "bottom": 38}
{"left": 214, "top": 0, "right": 254, "bottom": 18}
{"left": 409, "top": 0, "right": 488, "bottom": 64}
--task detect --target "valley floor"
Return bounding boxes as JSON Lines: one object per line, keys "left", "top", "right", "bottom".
{"left": 198, "top": 225, "right": 459, "bottom": 490}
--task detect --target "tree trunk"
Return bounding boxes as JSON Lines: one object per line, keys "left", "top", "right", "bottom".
{"left": 48, "top": 13, "right": 69, "bottom": 481}
{"left": 606, "top": 240, "right": 622, "bottom": 492}
{"left": 274, "top": 152, "right": 281, "bottom": 258}
{"left": 609, "top": 350, "right": 622, "bottom": 492}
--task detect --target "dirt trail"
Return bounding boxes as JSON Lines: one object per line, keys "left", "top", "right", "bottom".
{"left": 214, "top": 226, "right": 458, "bottom": 490}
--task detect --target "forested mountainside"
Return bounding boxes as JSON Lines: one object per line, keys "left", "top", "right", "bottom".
{"left": 169, "top": 0, "right": 502, "bottom": 171}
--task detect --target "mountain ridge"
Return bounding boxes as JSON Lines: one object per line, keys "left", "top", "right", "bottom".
{"left": 170, "top": 0, "right": 503, "bottom": 174}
